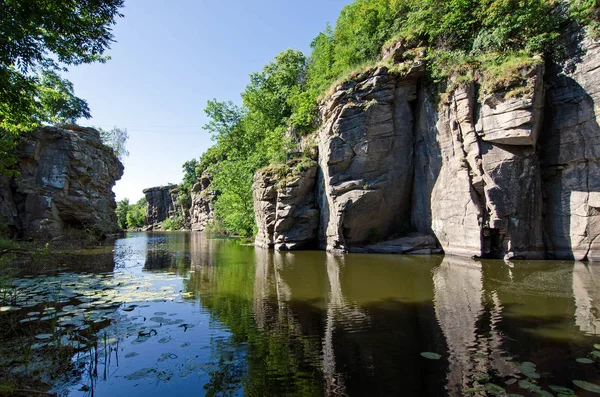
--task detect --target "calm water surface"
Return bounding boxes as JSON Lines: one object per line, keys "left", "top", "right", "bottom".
{"left": 4, "top": 231, "right": 600, "bottom": 396}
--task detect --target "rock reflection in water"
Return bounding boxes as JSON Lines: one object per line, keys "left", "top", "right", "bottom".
{"left": 433, "top": 257, "right": 485, "bottom": 395}
{"left": 573, "top": 261, "right": 600, "bottom": 335}
{"left": 433, "top": 257, "right": 516, "bottom": 396}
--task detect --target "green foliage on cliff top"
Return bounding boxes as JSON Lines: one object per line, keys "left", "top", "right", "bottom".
{"left": 570, "top": 0, "right": 600, "bottom": 35}
{"left": 0, "top": 0, "right": 124, "bottom": 175}
{"left": 183, "top": 0, "right": 594, "bottom": 238}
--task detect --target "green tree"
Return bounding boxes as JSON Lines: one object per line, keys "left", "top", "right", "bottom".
{"left": 0, "top": 0, "right": 124, "bottom": 174}
{"left": 126, "top": 202, "right": 146, "bottom": 229}
{"left": 98, "top": 126, "right": 129, "bottom": 161}
{"left": 115, "top": 198, "right": 130, "bottom": 230}
{"left": 116, "top": 197, "right": 147, "bottom": 230}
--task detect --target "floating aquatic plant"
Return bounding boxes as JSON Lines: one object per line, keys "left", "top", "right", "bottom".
{"left": 420, "top": 352, "right": 441, "bottom": 360}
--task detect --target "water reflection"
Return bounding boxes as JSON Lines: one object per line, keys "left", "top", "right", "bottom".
{"left": 573, "top": 261, "right": 600, "bottom": 335}
{"left": 30, "top": 232, "right": 600, "bottom": 396}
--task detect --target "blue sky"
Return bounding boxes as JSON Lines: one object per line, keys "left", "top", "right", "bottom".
{"left": 68, "top": 0, "right": 352, "bottom": 202}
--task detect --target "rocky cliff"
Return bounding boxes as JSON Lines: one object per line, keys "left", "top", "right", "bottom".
{"left": 253, "top": 160, "right": 320, "bottom": 250}
{"left": 252, "top": 26, "right": 600, "bottom": 260}
{"left": 189, "top": 171, "right": 215, "bottom": 231}
{"left": 0, "top": 125, "right": 123, "bottom": 239}
{"left": 143, "top": 184, "right": 181, "bottom": 229}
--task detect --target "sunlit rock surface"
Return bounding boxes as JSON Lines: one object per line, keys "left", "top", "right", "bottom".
{"left": 0, "top": 125, "right": 123, "bottom": 238}
{"left": 317, "top": 66, "right": 420, "bottom": 252}
{"left": 251, "top": 26, "right": 600, "bottom": 260}
{"left": 253, "top": 162, "right": 320, "bottom": 250}
{"left": 189, "top": 171, "right": 215, "bottom": 231}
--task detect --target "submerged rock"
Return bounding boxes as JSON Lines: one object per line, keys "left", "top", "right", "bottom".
{"left": 0, "top": 125, "right": 123, "bottom": 239}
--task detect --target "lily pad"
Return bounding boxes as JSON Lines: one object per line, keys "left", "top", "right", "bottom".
{"left": 548, "top": 385, "right": 574, "bottom": 395}
{"left": 519, "top": 380, "right": 541, "bottom": 392}
{"left": 573, "top": 380, "right": 600, "bottom": 394}
{"left": 576, "top": 358, "right": 594, "bottom": 364}
{"left": 157, "top": 352, "right": 177, "bottom": 362}
{"left": 485, "top": 383, "right": 506, "bottom": 395}
{"left": 420, "top": 352, "right": 441, "bottom": 360}
{"left": 594, "top": 344, "right": 600, "bottom": 350}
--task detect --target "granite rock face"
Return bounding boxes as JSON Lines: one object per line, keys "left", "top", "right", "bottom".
{"left": 190, "top": 171, "right": 215, "bottom": 231}
{"left": 429, "top": 75, "right": 546, "bottom": 258}
{"left": 0, "top": 125, "right": 123, "bottom": 239}
{"left": 318, "top": 66, "right": 421, "bottom": 252}
{"left": 250, "top": 28, "right": 600, "bottom": 260}
{"left": 143, "top": 185, "right": 180, "bottom": 229}
{"left": 540, "top": 25, "right": 600, "bottom": 261}
{"left": 253, "top": 161, "right": 319, "bottom": 250}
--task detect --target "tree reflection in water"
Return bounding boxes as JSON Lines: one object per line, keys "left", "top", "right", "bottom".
{"left": 178, "top": 232, "right": 600, "bottom": 396}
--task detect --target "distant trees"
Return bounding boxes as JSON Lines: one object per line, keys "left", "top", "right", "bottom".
{"left": 116, "top": 198, "right": 146, "bottom": 230}
{"left": 0, "top": 0, "right": 124, "bottom": 174}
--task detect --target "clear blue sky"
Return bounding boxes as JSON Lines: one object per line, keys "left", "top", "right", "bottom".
{"left": 68, "top": 0, "right": 351, "bottom": 202}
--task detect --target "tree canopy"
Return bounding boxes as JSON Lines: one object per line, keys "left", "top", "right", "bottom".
{"left": 0, "top": 0, "right": 124, "bottom": 174}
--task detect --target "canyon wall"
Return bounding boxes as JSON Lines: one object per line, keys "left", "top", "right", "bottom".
{"left": 190, "top": 171, "right": 215, "bottom": 231}
{"left": 143, "top": 184, "right": 181, "bottom": 229}
{"left": 0, "top": 125, "right": 123, "bottom": 239}
{"left": 252, "top": 27, "right": 600, "bottom": 260}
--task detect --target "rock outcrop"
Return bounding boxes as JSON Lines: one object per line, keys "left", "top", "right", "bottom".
{"left": 0, "top": 125, "right": 123, "bottom": 239}
{"left": 253, "top": 160, "right": 319, "bottom": 250}
{"left": 540, "top": 24, "right": 600, "bottom": 261}
{"left": 429, "top": 69, "right": 546, "bottom": 259}
{"left": 190, "top": 171, "right": 215, "bottom": 231}
{"left": 143, "top": 184, "right": 181, "bottom": 229}
{"left": 318, "top": 65, "right": 422, "bottom": 252}
{"left": 251, "top": 27, "right": 600, "bottom": 260}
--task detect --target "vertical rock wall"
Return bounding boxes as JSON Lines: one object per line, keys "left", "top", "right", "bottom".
{"left": 253, "top": 162, "right": 320, "bottom": 250}
{"left": 317, "top": 67, "right": 420, "bottom": 252}
{"left": 143, "top": 185, "right": 180, "bottom": 228}
{"left": 0, "top": 125, "right": 123, "bottom": 238}
{"left": 540, "top": 25, "right": 600, "bottom": 261}
{"left": 190, "top": 171, "right": 215, "bottom": 231}
{"left": 249, "top": 29, "right": 600, "bottom": 260}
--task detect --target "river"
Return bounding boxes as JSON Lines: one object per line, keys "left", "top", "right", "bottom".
{"left": 2, "top": 231, "right": 600, "bottom": 396}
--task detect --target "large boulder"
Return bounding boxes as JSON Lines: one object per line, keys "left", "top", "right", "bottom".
{"left": 0, "top": 125, "right": 123, "bottom": 239}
